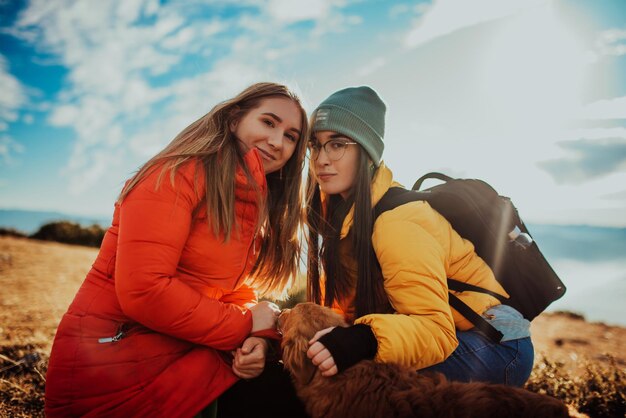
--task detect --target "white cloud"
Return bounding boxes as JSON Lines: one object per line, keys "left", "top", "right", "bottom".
{"left": 65, "top": 147, "right": 125, "bottom": 195}
{"left": 565, "top": 127, "right": 626, "bottom": 141}
{"left": 404, "top": 0, "right": 549, "bottom": 48}
{"left": 389, "top": 4, "right": 412, "bottom": 18}
{"left": 596, "top": 28, "right": 626, "bottom": 56}
{"left": 0, "top": 57, "right": 28, "bottom": 165}
{"left": 367, "top": 1, "right": 587, "bottom": 153}
{"left": 161, "top": 20, "right": 225, "bottom": 51}
{"left": 582, "top": 96, "right": 626, "bottom": 120}
{"left": 1, "top": 0, "right": 623, "bottom": 228}
{"left": 266, "top": 0, "right": 345, "bottom": 24}
{"left": 10, "top": 0, "right": 224, "bottom": 193}
{"left": 356, "top": 57, "right": 386, "bottom": 77}
{"left": 312, "top": 12, "right": 362, "bottom": 37}
{"left": 9, "top": 0, "right": 333, "bottom": 194}
{"left": 234, "top": 0, "right": 358, "bottom": 38}
{"left": 0, "top": 55, "right": 28, "bottom": 127}
{"left": 48, "top": 96, "right": 119, "bottom": 145}
{"left": 353, "top": 2, "right": 620, "bottom": 226}
{"left": 0, "top": 135, "right": 25, "bottom": 165}
{"left": 128, "top": 61, "right": 264, "bottom": 159}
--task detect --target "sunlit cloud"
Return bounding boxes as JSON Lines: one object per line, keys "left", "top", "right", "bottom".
{"left": 596, "top": 28, "right": 626, "bottom": 56}
{"left": 0, "top": 54, "right": 28, "bottom": 129}
{"left": 475, "top": 5, "right": 587, "bottom": 135}
{"left": 266, "top": 0, "right": 341, "bottom": 24}
{"left": 384, "top": 1, "right": 588, "bottom": 146}
{"left": 8, "top": 0, "right": 334, "bottom": 194}
{"left": 356, "top": 57, "right": 386, "bottom": 77}
{"left": 564, "top": 127, "right": 626, "bottom": 141}
{"left": 601, "top": 189, "right": 626, "bottom": 201}
{"left": 0, "top": 135, "right": 25, "bottom": 165}
{"left": 538, "top": 138, "right": 626, "bottom": 184}
{"left": 389, "top": 4, "right": 412, "bottom": 18}
{"left": 404, "top": 0, "right": 549, "bottom": 48}
{"left": 9, "top": 0, "right": 201, "bottom": 193}
{"left": 0, "top": 56, "right": 27, "bottom": 165}
{"left": 128, "top": 61, "right": 264, "bottom": 160}
{"left": 241, "top": 0, "right": 359, "bottom": 37}
{"left": 582, "top": 95, "right": 626, "bottom": 120}
{"left": 1, "top": 0, "right": 625, "bottom": 226}
{"left": 6, "top": 2, "right": 238, "bottom": 193}
{"left": 64, "top": 147, "right": 125, "bottom": 195}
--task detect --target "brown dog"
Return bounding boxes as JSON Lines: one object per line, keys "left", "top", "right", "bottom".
{"left": 279, "top": 302, "right": 570, "bottom": 418}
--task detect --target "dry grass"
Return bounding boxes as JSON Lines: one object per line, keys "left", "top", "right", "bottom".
{"left": 1, "top": 236, "right": 624, "bottom": 417}
{"left": 1, "top": 236, "right": 96, "bottom": 417}
{"left": 526, "top": 356, "right": 625, "bottom": 418}
{"left": 0, "top": 345, "right": 48, "bottom": 417}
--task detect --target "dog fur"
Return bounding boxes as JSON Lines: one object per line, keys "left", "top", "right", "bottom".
{"left": 279, "top": 302, "right": 570, "bottom": 418}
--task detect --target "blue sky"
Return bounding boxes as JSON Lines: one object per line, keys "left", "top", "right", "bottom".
{"left": 1, "top": 0, "right": 625, "bottom": 226}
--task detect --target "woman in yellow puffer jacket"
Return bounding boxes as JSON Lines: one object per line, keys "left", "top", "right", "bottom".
{"left": 304, "top": 86, "right": 534, "bottom": 386}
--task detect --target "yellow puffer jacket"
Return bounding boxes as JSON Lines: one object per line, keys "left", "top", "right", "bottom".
{"left": 330, "top": 163, "right": 508, "bottom": 370}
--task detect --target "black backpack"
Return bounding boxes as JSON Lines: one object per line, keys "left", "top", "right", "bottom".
{"left": 373, "top": 172, "right": 566, "bottom": 343}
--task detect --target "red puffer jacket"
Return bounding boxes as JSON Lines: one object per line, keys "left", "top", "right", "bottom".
{"left": 45, "top": 150, "right": 267, "bottom": 417}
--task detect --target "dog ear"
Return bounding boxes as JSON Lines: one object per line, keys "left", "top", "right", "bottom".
{"left": 282, "top": 330, "right": 317, "bottom": 386}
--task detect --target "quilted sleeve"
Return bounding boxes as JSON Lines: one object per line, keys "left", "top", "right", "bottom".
{"left": 221, "top": 283, "right": 258, "bottom": 309}
{"left": 115, "top": 161, "right": 253, "bottom": 351}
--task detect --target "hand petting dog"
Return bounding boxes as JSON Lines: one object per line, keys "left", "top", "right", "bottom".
{"left": 307, "top": 327, "right": 338, "bottom": 377}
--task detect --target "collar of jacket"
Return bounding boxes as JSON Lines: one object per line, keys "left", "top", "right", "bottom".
{"left": 320, "top": 161, "right": 403, "bottom": 240}
{"left": 234, "top": 148, "right": 268, "bottom": 202}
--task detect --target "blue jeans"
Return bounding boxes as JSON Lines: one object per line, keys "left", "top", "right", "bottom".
{"left": 421, "top": 330, "right": 534, "bottom": 387}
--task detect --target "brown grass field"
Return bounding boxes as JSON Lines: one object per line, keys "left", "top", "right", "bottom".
{"left": 1, "top": 236, "right": 624, "bottom": 417}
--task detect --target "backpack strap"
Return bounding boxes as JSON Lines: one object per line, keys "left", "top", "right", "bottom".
{"left": 448, "top": 293, "right": 504, "bottom": 343}
{"left": 373, "top": 187, "right": 429, "bottom": 220}
{"left": 374, "top": 185, "right": 504, "bottom": 344}
{"left": 447, "top": 279, "right": 508, "bottom": 303}
{"left": 412, "top": 172, "right": 452, "bottom": 191}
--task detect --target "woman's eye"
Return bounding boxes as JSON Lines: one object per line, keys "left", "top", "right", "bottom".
{"left": 285, "top": 133, "right": 296, "bottom": 142}
{"left": 263, "top": 119, "right": 274, "bottom": 127}
{"left": 330, "top": 141, "right": 345, "bottom": 149}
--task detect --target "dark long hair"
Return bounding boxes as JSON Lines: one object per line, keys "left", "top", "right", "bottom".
{"left": 306, "top": 147, "right": 391, "bottom": 318}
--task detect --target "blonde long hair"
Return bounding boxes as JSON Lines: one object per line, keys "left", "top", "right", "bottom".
{"left": 119, "top": 82, "right": 309, "bottom": 297}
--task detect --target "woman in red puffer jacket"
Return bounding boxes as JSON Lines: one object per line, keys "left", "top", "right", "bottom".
{"left": 45, "top": 82, "right": 308, "bottom": 417}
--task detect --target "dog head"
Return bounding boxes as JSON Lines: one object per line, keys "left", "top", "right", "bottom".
{"left": 278, "top": 303, "right": 348, "bottom": 385}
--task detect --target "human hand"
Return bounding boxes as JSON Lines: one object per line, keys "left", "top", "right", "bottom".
{"left": 250, "top": 301, "right": 281, "bottom": 334}
{"left": 231, "top": 337, "right": 269, "bottom": 379}
{"left": 307, "top": 326, "right": 338, "bottom": 377}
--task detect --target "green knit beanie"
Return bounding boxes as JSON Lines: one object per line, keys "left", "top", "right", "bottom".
{"left": 312, "top": 86, "right": 386, "bottom": 166}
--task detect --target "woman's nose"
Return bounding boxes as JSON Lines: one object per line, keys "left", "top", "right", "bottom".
{"left": 315, "top": 145, "right": 331, "bottom": 165}
{"left": 267, "top": 131, "right": 284, "bottom": 150}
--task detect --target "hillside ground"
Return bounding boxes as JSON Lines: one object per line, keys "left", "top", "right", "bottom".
{"left": 1, "top": 236, "right": 624, "bottom": 417}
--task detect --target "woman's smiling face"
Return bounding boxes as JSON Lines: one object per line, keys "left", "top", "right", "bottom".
{"left": 231, "top": 97, "right": 303, "bottom": 174}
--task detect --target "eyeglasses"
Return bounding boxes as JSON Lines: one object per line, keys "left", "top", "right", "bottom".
{"left": 307, "top": 139, "right": 358, "bottom": 161}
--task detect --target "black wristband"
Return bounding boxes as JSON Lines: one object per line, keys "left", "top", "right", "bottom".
{"left": 317, "top": 324, "right": 378, "bottom": 372}
{"left": 265, "top": 338, "right": 281, "bottom": 363}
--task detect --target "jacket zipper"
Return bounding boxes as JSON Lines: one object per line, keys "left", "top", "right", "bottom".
{"left": 98, "top": 323, "right": 126, "bottom": 344}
